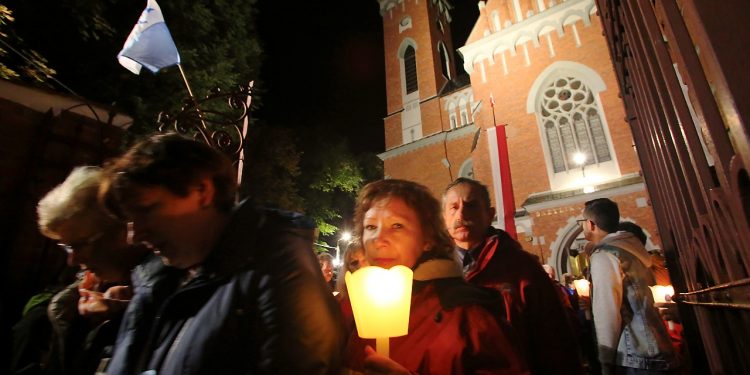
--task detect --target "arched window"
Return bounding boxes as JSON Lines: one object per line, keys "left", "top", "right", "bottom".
{"left": 404, "top": 46, "right": 418, "bottom": 94}
{"left": 457, "top": 97, "right": 468, "bottom": 126}
{"left": 398, "top": 39, "right": 423, "bottom": 142}
{"left": 460, "top": 109, "right": 469, "bottom": 125}
{"left": 539, "top": 76, "right": 612, "bottom": 173}
{"left": 448, "top": 101, "right": 457, "bottom": 129}
{"left": 438, "top": 42, "right": 451, "bottom": 79}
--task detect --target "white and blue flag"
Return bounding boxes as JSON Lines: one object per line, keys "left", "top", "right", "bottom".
{"left": 117, "top": 0, "right": 180, "bottom": 74}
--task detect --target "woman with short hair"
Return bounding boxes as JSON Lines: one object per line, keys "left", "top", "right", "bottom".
{"left": 342, "top": 179, "right": 528, "bottom": 375}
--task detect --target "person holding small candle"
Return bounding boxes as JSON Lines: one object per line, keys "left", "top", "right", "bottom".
{"left": 21, "top": 166, "right": 152, "bottom": 375}
{"left": 580, "top": 198, "right": 680, "bottom": 374}
{"left": 342, "top": 179, "right": 528, "bottom": 375}
{"left": 617, "top": 221, "right": 684, "bottom": 359}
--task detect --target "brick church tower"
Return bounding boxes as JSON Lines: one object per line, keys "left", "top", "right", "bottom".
{"left": 377, "top": 0, "right": 663, "bottom": 276}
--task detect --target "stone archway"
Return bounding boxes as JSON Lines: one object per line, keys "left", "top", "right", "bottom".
{"left": 547, "top": 216, "right": 589, "bottom": 280}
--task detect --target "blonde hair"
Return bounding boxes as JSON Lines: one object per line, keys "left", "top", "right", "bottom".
{"left": 336, "top": 240, "right": 366, "bottom": 297}
{"left": 37, "top": 166, "right": 115, "bottom": 240}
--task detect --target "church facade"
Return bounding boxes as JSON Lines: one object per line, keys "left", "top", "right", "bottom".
{"left": 376, "top": 0, "right": 661, "bottom": 275}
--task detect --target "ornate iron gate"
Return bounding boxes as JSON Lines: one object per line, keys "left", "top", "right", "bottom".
{"left": 595, "top": 0, "right": 750, "bottom": 373}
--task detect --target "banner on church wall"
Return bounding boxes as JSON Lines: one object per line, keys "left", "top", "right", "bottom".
{"left": 487, "top": 125, "right": 517, "bottom": 240}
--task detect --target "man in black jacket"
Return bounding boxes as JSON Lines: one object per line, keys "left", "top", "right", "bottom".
{"left": 100, "top": 133, "right": 343, "bottom": 374}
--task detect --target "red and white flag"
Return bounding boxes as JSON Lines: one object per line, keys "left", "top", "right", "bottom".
{"left": 487, "top": 124, "right": 517, "bottom": 240}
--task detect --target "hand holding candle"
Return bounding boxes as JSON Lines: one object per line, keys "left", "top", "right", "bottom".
{"left": 573, "top": 279, "right": 592, "bottom": 320}
{"left": 649, "top": 285, "right": 674, "bottom": 303}
{"left": 650, "top": 285, "right": 676, "bottom": 330}
{"left": 345, "top": 265, "right": 413, "bottom": 358}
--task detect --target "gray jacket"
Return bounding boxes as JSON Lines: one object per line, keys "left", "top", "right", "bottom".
{"left": 590, "top": 231, "right": 679, "bottom": 372}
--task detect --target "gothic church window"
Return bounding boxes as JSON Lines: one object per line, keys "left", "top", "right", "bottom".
{"left": 538, "top": 76, "right": 612, "bottom": 173}
{"left": 404, "top": 46, "right": 418, "bottom": 94}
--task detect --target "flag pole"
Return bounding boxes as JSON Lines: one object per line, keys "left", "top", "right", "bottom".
{"left": 177, "top": 63, "right": 213, "bottom": 147}
{"left": 177, "top": 63, "right": 197, "bottom": 98}
{"left": 490, "top": 93, "right": 497, "bottom": 126}
{"left": 487, "top": 94, "right": 517, "bottom": 240}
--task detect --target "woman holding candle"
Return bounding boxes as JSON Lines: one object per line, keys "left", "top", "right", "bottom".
{"left": 342, "top": 179, "right": 528, "bottom": 375}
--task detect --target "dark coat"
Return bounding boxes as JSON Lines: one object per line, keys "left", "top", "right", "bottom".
{"left": 343, "top": 259, "right": 529, "bottom": 375}
{"left": 107, "top": 201, "right": 344, "bottom": 375}
{"left": 463, "top": 228, "right": 583, "bottom": 375}
{"left": 14, "top": 278, "right": 123, "bottom": 375}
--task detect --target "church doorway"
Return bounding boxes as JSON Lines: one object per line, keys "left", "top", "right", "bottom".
{"left": 548, "top": 217, "right": 590, "bottom": 280}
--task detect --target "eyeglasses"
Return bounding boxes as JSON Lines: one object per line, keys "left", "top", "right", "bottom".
{"left": 58, "top": 232, "right": 104, "bottom": 254}
{"left": 576, "top": 219, "right": 588, "bottom": 225}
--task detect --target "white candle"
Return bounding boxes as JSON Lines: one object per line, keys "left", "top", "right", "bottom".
{"left": 649, "top": 285, "right": 675, "bottom": 303}
{"left": 346, "top": 265, "right": 413, "bottom": 358}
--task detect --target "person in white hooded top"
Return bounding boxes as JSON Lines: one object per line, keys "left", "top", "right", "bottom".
{"left": 580, "top": 198, "right": 679, "bottom": 374}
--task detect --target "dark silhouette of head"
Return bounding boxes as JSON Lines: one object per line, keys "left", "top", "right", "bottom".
{"left": 618, "top": 221, "right": 647, "bottom": 245}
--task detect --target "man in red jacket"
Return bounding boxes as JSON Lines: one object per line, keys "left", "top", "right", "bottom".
{"left": 442, "top": 178, "right": 583, "bottom": 375}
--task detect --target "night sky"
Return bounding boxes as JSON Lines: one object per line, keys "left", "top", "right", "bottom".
{"left": 255, "top": 0, "right": 478, "bottom": 154}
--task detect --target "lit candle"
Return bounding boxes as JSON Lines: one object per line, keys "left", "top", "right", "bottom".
{"left": 649, "top": 285, "right": 675, "bottom": 303}
{"left": 345, "top": 265, "right": 413, "bottom": 357}
{"left": 573, "top": 279, "right": 590, "bottom": 297}
{"left": 650, "top": 285, "right": 676, "bottom": 330}
{"left": 573, "top": 279, "right": 591, "bottom": 320}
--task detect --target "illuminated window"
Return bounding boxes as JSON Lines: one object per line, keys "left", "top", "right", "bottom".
{"left": 539, "top": 76, "right": 612, "bottom": 173}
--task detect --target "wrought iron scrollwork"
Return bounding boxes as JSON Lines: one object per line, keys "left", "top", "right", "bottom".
{"left": 157, "top": 82, "right": 254, "bottom": 159}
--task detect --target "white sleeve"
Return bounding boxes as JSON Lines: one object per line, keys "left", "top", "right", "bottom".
{"left": 590, "top": 250, "right": 623, "bottom": 365}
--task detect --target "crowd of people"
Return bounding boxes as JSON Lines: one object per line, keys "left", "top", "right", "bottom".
{"left": 10, "top": 132, "right": 683, "bottom": 375}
